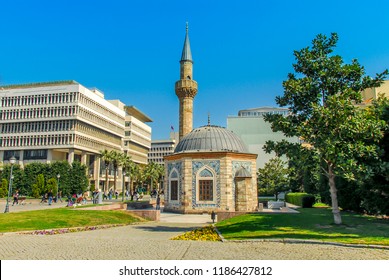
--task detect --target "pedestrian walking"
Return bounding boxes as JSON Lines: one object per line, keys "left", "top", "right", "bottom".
{"left": 12, "top": 190, "right": 19, "bottom": 206}
{"left": 156, "top": 194, "right": 161, "bottom": 210}
{"left": 125, "top": 189, "right": 129, "bottom": 200}
{"left": 48, "top": 190, "right": 53, "bottom": 205}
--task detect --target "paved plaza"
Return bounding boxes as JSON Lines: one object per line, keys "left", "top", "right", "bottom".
{"left": 0, "top": 199, "right": 389, "bottom": 260}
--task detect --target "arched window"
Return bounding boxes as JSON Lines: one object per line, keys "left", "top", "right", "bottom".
{"left": 197, "top": 168, "right": 215, "bottom": 201}
{"left": 169, "top": 169, "right": 179, "bottom": 201}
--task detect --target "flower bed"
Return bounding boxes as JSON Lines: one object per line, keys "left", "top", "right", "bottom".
{"left": 171, "top": 226, "right": 221, "bottom": 241}
{"left": 20, "top": 224, "right": 125, "bottom": 235}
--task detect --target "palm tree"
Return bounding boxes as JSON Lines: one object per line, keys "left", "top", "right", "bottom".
{"left": 99, "top": 149, "right": 113, "bottom": 193}
{"left": 133, "top": 164, "right": 144, "bottom": 194}
{"left": 121, "top": 153, "right": 135, "bottom": 201}
{"left": 110, "top": 150, "right": 124, "bottom": 193}
{"left": 155, "top": 164, "right": 165, "bottom": 192}
{"left": 144, "top": 162, "right": 163, "bottom": 193}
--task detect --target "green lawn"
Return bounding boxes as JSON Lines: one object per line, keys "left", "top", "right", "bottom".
{"left": 0, "top": 208, "right": 142, "bottom": 233}
{"left": 216, "top": 208, "right": 389, "bottom": 246}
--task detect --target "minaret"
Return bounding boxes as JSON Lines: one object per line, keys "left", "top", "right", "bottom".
{"left": 175, "top": 23, "right": 198, "bottom": 141}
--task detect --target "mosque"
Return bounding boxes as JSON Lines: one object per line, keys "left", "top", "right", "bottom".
{"left": 163, "top": 25, "right": 258, "bottom": 214}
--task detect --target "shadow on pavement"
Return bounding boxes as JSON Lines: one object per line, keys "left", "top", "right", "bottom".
{"left": 134, "top": 225, "right": 201, "bottom": 232}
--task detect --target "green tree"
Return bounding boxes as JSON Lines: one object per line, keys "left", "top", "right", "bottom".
{"left": 0, "top": 179, "right": 8, "bottom": 198}
{"left": 121, "top": 154, "right": 136, "bottom": 195}
{"left": 257, "top": 157, "right": 290, "bottom": 200}
{"left": 358, "top": 97, "right": 389, "bottom": 215}
{"left": 22, "top": 162, "right": 47, "bottom": 196}
{"left": 68, "top": 161, "right": 88, "bottom": 195}
{"left": 35, "top": 174, "right": 46, "bottom": 196}
{"left": 46, "top": 178, "right": 58, "bottom": 196}
{"left": 110, "top": 150, "right": 123, "bottom": 192}
{"left": 144, "top": 162, "right": 163, "bottom": 192}
{"left": 1, "top": 164, "right": 24, "bottom": 196}
{"left": 48, "top": 161, "right": 71, "bottom": 196}
{"left": 264, "top": 33, "right": 388, "bottom": 224}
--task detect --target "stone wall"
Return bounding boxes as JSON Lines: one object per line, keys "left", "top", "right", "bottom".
{"left": 126, "top": 210, "right": 160, "bottom": 221}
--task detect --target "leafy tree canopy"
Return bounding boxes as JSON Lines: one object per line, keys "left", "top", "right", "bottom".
{"left": 264, "top": 33, "right": 388, "bottom": 224}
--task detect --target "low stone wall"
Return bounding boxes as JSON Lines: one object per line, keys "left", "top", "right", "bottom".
{"left": 127, "top": 210, "right": 160, "bottom": 221}
{"left": 77, "top": 204, "right": 126, "bottom": 211}
{"left": 216, "top": 211, "right": 249, "bottom": 222}
{"left": 77, "top": 203, "right": 160, "bottom": 221}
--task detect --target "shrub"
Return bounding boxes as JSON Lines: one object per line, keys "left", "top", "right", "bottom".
{"left": 0, "top": 179, "right": 8, "bottom": 198}
{"left": 285, "top": 192, "right": 315, "bottom": 208}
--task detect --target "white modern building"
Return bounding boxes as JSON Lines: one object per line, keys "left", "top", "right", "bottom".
{"left": 0, "top": 80, "right": 152, "bottom": 191}
{"left": 227, "top": 107, "right": 299, "bottom": 168}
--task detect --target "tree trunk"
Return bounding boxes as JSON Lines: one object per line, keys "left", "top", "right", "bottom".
{"left": 113, "top": 167, "right": 117, "bottom": 193}
{"left": 328, "top": 164, "right": 342, "bottom": 225}
{"left": 105, "top": 166, "right": 109, "bottom": 193}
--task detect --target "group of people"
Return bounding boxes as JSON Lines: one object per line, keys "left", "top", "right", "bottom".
{"left": 101, "top": 189, "right": 120, "bottom": 200}
{"left": 66, "top": 192, "right": 89, "bottom": 207}
{"left": 39, "top": 190, "right": 62, "bottom": 205}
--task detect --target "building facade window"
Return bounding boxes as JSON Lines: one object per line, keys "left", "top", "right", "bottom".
{"left": 170, "top": 180, "right": 178, "bottom": 201}
{"left": 169, "top": 170, "right": 179, "bottom": 201}
{"left": 24, "top": 149, "right": 48, "bottom": 160}
{"left": 196, "top": 168, "right": 215, "bottom": 202}
{"left": 199, "top": 180, "right": 213, "bottom": 201}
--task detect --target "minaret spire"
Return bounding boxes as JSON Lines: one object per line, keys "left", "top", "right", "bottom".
{"left": 181, "top": 22, "right": 192, "bottom": 62}
{"left": 175, "top": 23, "right": 198, "bottom": 141}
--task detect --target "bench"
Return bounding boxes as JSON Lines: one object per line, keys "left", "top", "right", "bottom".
{"left": 268, "top": 201, "right": 285, "bottom": 209}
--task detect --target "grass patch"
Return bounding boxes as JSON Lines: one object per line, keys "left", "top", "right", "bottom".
{"left": 0, "top": 208, "right": 142, "bottom": 233}
{"left": 216, "top": 208, "right": 389, "bottom": 246}
{"left": 313, "top": 202, "right": 330, "bottom": 208}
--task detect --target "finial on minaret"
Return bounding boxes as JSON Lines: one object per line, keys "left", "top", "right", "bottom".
{"left": 181, "top": 22, "right": 192, "bottom": 61}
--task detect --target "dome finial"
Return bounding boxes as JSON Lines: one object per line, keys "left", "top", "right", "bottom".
{"left": 208, "top": 112, "right": 211, "bottom": 126}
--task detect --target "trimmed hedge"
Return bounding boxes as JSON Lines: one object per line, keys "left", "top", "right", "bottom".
{"left": 285, "top": 192, "right": 315, "bottom": 208}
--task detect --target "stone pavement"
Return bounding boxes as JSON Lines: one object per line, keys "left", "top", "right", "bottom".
{"left": 0, "top": 199, "right": 389, "bottom": 260}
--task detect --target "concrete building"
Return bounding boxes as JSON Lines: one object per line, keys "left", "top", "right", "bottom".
{"left": 0, "top": 80, "right": 151, "bottom": 191}
{"left": 360, "top": 80, "right": 389, "bottom": 106}
{"left": 148, "top": 139, "right": 176, "bottom": 165}
{"left": 227, "top": 107, "right": 299, "bottom": 168}
{"left": 123, "top": 106, "right": 152, "bottom": 165}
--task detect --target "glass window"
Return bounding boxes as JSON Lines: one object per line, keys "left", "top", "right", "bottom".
{"left": 199, "top": 180, "right": 213, "bottom": 201}
{"left": 170, "top": 180, "right": 178, "bottom": 200}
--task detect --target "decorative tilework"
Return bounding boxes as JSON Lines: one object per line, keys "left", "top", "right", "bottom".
{"left": 167, "top": 161, "right": 182, "bottom": 206}
{"left": 192, "top": 160, "right": 221, "bottom": 208}
{"left": 199, "top": 169, "right": 213, "bottom": 177}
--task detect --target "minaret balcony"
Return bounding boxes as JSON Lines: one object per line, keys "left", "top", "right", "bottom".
{"left": 175, "top": 80, "right": 198, "bottom": 91}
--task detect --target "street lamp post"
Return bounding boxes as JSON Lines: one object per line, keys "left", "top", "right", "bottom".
{"left": 57, "top": 174, "right": 60, "bottom": 203}
{"left": 4, "top": 156, "right": 16, "bottom": 213}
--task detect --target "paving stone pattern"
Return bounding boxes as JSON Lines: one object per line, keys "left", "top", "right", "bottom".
{"left": 1, "top": 200, "right": 388, "bottom": 260}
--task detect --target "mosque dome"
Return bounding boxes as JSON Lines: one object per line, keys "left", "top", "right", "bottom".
{"left": 174, "top": 125, "right": 249, "bottom": 153}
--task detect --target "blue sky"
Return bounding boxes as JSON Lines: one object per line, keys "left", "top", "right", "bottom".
{"left": 1, "top": 0, "right": 389, "bottom": 140}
